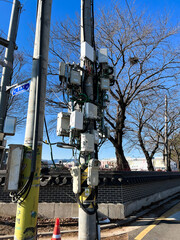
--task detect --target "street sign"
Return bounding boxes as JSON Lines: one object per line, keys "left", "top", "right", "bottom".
{"left": 12, "top": 82, "right": 30, "bottom": 96}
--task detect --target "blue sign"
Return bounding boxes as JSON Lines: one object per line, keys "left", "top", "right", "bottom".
{"left": 12, "top": 82, "right": 30, "bottom": 96}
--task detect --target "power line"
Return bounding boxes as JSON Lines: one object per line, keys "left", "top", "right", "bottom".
{"left": 0, "top": 0, "right": 13, "bottom": 4}
{"left": 124, "top": 0, "right": 146, "bottom": 46}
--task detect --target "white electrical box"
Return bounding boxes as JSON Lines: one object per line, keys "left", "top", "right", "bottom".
{"left": 84, "top": 102, "right": 97, "bottom": 119}
{"left": 70, "top": 111, "right": 83, "bottom": 130}
{"left": 93, "top": 130, "right": 99, "bottom": 144}
{"left": 98, "top": 48, "right": 108, "bottom": 63}
{"left": 57, "top": 112, "right": 70, "bottom": 136}
{"left": 81, "top": 133, "right": 94, "bottom": 152}
{"left": 101, "top": 78, "right": 110, "bottom": 90}
{"left": 81, "top": 41, "right": 94, "bottom": 62}
{"left": 5, "top": 144, "right": 24, "bottom": 191}
{"left": 3, "top": 116, "right": 17, "bottom": 136}
{"left": 70, "top": 70, "right": 81, "bottom": 85}
{"left": 87, "top": 159, "right": 100, "bottom": 187}
{"left": 71, "top": 166, "right": 81, "bottom": 194}
{"left": 59, "top": 62, "right": 66, "bottom": 76}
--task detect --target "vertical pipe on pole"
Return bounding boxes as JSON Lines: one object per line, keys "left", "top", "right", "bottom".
{"left": 78, "top": 1, "right": 97, "bottom": 239}
{"left": 14, "top": 0, "right": 52, "bottom": 239}
{"left": 0, "top": 0, "right": 21, "bottom": 165}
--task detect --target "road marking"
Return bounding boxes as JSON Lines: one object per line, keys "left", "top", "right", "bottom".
{"left": 134, "top": 202, "right": 180, "bottom": 240}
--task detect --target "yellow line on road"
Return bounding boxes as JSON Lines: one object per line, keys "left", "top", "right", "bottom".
{"left": 134, "top": 202, "right": 180, "bottom": 240}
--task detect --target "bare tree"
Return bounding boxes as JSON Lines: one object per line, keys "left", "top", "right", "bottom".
{"left": 96, "top": 3, "right": 180, "bottom": 170}
{"left": 127, "top": 95, "right": 165, "bottom": 171}
{"left": 47, "top": 2, "right": 180, "bottom": 170}
{"left": 169, "top": 133, "right": 180, "bottom": 171}
{"left": 128, "top": 92, "right": 180, "bottom": 171}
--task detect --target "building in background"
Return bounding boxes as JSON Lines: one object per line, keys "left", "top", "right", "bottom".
{"left": 99, "top": 157, "right": 177, "bottom": 171}
{"left": 42, "top": 157, "right": 178, "bottom": 171}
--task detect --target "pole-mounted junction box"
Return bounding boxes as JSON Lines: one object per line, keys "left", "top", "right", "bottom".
{"left": 70, "top": 70, "right": 81, "bottom": 86}
{"left": 5, "top": 144, "right": 24, "bottom": 191}
{"left": 98, "top": 48, "right": 108, "bottom": 63}
{"left": 3, "top": 116, "right": 17, "bottom": 136}
{"left": 84, "top": 102, "right": 97, "bottom": 119}
{"left": 70, "top": 110, "right": 84, "bottom": 130}
{"left": 81, "top": 41, "right": 94, "bottom": 62}
{"left": 81, "top": 133, "right": 94, "bottom": 152}
{"left": 71, "top": 166, "right": 81, "bottom": 194}
{"left": 100, "top": 78, "right": 110, "bottom": 90}
{"left": 57, "top": 112, "right": 70, "bottom": 137}
{"left": 87, "top": 159, "right": 100, "bottom": 187}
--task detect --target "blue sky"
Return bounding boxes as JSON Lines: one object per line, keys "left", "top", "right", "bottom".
{"left": 0, "top": 0, "right": 180, "bottom": 160}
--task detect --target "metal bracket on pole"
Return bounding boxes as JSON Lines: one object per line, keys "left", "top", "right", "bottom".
{"left": 6, "top": 78, "right": 31, "bottom": 91}
{"left": 0, "top": 59, "right": 13, "bottom": 69}
{"left": 0, "top": 37, "right": 18, "bottom": 50}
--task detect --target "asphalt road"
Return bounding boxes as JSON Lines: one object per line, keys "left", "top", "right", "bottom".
{"left": 38, "top": 194, "right": 180, "bottom": 239}
{"left": 127, "top": 195, "right": 180, "bottom": 240}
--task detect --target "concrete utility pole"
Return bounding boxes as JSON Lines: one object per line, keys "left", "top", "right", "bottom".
{"left": 0, "top": 0, "right": 21, "bottom": 166}
{"left": 14, "top": 0, "right": 52, "bottom": 239}
{"left": 164, "top": 95, "right": 170, "bottom": 171}
{"left": 78, "top": 0, "right": 97, "bottom": 239}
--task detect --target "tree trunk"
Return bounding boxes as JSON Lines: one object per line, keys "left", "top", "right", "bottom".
{"left": 115, "top": 145, "right": 130, "bottom": 170}
{"left": 113, "top": 104, "right": 131, "bottom": 171}
{"left": 144, "top": 152, "right": 154, "bottom": 171}
{"left": 177, "top": 156, "right": 180, "bottom": 172}
{"left": 138, "top": 128, "right": 155, "bottom": 171}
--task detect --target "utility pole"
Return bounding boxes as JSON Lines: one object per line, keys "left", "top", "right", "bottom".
{"left": 14, "top": 0, "right": 52, "bottom": 239}
{"left": 78, "top": 0, "right": 97, "bottom": 239}
{"left": 164, "top": 95, "right": 170, "bottom": 171}
{"left": 57, "top": 1, "right": 113, "bottom": 238}
{"left": 0, "top": 0, "right": 21, "bottom": 167}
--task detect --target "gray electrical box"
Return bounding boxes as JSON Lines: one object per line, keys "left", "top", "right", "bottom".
{"left": 98, "top": 48, "right": 108, "bottom": 63}
{"left": 81, "top": 41, "right": 94, "bottom": 62}
{"left": 81, "top": 133, "right": 94, "bottom": 152}
{"left": 5, "top": 144, "right": 24, "bottom": 191}
{"left": 84, "top": 102, "right": 97, "bottom": 119}
{"left": 57, "top": 112, "right": 70, "bottom": 136}
{"left": 70, "top": 70, "right": 81, "bottom": 86}
{"left": 59, "top": 62, "right": 66, "bottom": 77}
{"left": 100, "top": 78, "right": 110, "bottom": 90}
{"left": 87, "top": 159, "right": 100, "bottom": 187}
{"left": 71, "top": 166, "right": 81, "bottom": 194}
{"left": 3, "top": 116, "right": 17, "bottom": 136}
{"left": 70, "top": 110, "right": 83, "bottom": 130}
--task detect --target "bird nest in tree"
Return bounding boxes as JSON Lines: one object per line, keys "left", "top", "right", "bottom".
{"left": 129, "top": 56, "right": 139, "bottom": 65}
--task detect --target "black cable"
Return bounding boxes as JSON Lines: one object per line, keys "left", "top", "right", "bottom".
{"left": 76, "top": 194, "right": 98, "bottom": 215}
{"left": 44, "top": 117, "right": 56, "bottom": 168}
{"left": 82, "top": 0, "right": 86, "bottom": 42}
{"left": 124, "top": 0, "right": 146, "bottom": 47}
{"left": 10, "top": 172, "right": 34, "bottom": 204}
{"left": 91, "top": 0, "right": 95, "bottom": 49}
